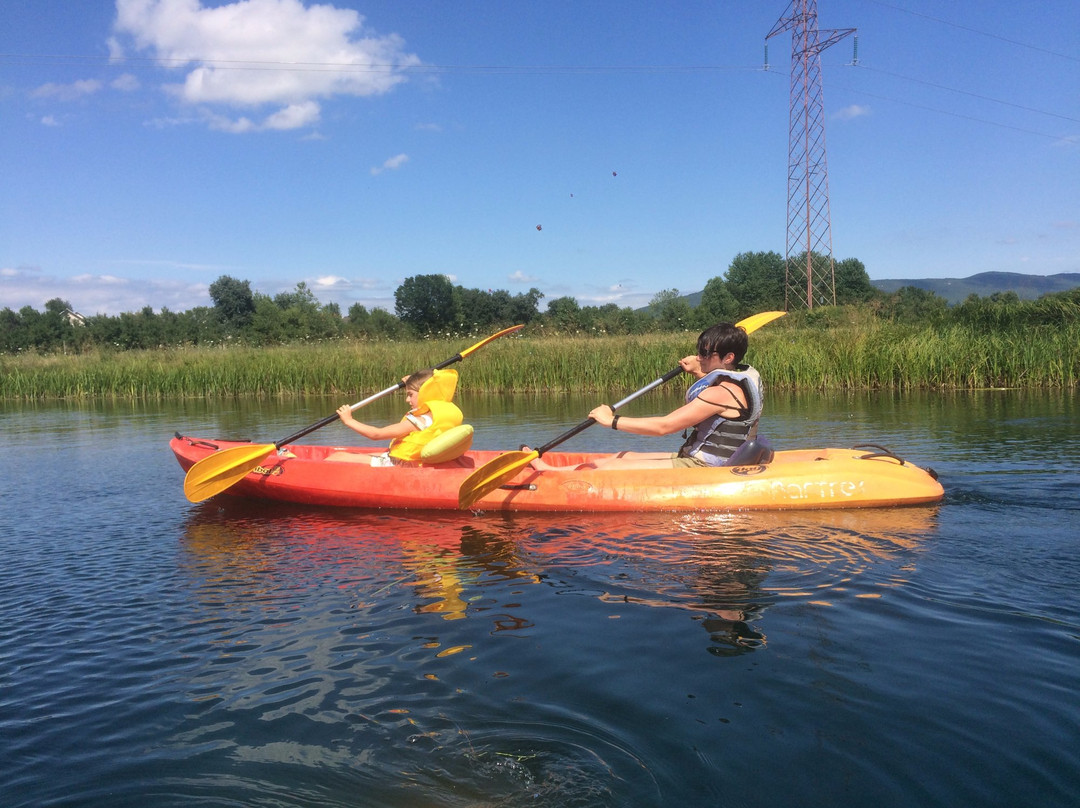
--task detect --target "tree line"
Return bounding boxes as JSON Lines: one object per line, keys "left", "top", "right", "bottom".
{"left": 3, "top": 251, "right": 1077, "bottom": 355}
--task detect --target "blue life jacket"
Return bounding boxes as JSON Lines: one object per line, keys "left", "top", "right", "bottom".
{"left": 677, "top": 365, "right": 764, "bottom": 466}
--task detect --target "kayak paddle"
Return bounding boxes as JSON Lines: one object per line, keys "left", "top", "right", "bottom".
{"left": 183, "top": 324, "right": 524, "bottom": 503}
{"left": 457, "top": 311, "right": 786, "bottom": 509}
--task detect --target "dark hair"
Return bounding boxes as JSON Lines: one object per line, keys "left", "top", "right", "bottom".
{"left": 696, "top": 323, "right": 748, "bottom": 364}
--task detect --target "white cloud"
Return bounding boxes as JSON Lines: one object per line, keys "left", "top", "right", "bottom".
{"left": 41, "top": 115, "right": 61, "bottom": 127}
{"left": 2, "top": 263, "right": 406, "bottom": 316}
{"left": 263, "top": 100, "right": 320, "bottom": 130}
{"left": 370, "top": 153, "right": 409, "bottom": 175}
{"left": 111, "top": 73, "right": 141, "bottom": 91}
{"left": 312, "top": 275, "right": 349, "bottom": 289}
{"left": 508, "top": 270, "right": 538, "bottom": 284}
{"left": 1, "top": 265, "right": 210, "bottom": 316}
{"left": 31, "top": 79, "right": 104, "bottom": 101}
{"left": 112, "top": 0, "right": 422, "bottom": 132}
{"left": 834, "top": 104, "right": 871, "bottom": 121}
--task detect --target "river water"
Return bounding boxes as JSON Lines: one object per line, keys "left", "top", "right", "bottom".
{"left": 2, "top": 390, "right": 1078, "bottom": 807}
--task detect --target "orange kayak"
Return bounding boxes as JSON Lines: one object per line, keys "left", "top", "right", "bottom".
{"left": 171, "top": 434, "right": 943, "bottom": 512}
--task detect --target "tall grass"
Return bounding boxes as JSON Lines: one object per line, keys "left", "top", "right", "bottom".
{"left": 2, "top": 322, "right": 1078, "bottom": 400}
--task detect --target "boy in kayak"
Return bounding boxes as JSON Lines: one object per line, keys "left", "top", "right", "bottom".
{"left": 330, "top": 368, "right": 464, "bottom": 466}
{"left": 528, "top": 322, "right": 762, "bottom": 471}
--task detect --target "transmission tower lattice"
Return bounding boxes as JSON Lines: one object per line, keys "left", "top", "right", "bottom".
{"left": 766, "top": 1, "right": 854, "bottom": 310}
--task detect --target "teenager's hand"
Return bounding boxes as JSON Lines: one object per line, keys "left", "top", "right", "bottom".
{"left": 679, "top": 355, "right": 705, "bottom": 377}
{"left": 588, "top": 404, "right": 615, "bottom": 427}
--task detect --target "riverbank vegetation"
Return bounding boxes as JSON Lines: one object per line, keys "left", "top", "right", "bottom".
{"left": 4, "top": 251, "right": 1079, "bottom": 398}
{"left": 4, "top": 306, "right": 1078, "bottom": 399}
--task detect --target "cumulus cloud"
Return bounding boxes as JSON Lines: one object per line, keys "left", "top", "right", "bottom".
{"left": 2, "top": 263, "right": 403, "bottom": 316}
{"left": 370, "top": 153, "right": 409, "bottom": 175}
{"left": 312, "top": 275, "right": 349, "bottom": 289}
{"left": 111, "top": 0, "right": 422, "bottom": 131}
{"left": 1, "top": 265, "right": 211, "bottom": 316}
{"left": 111, "top": 73, "right": 141, "bottom": 91}
{"left": 834, "top": 104, "right": 871, "bottom": 121}
{"left": 31, "top": 79, "right": 104, "bottom": 101}
{"left": 508, "top": 270, "right": 538, "bottom": 284}
{"left": 264, "top": 100, "right": 321, "bottom": 129}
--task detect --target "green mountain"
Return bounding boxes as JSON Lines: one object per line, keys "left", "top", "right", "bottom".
{"left": 670, "top": 272, "right": 1080, "bottom": 309}
{"left": 869, "top": 272, "right": 1080, "bottom": 305}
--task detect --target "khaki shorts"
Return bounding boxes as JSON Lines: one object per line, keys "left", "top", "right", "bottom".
{"left": 370, "top": 452, "right": 418, "bottom": 468}
{"left": 671, "top": 453, "right": 709, "bottom": 469}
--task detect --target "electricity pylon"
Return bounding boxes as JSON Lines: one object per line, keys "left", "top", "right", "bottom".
{"left": 766, "top": 1, "right": 854, "bottom": 309}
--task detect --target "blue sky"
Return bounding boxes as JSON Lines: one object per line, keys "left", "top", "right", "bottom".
{"left": 2, "top": 0, "right": 1078, "bottom": 317}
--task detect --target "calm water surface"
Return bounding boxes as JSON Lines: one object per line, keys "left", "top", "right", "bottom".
{"left": 2, "top": 390, "right": 1078, "bottom": 807}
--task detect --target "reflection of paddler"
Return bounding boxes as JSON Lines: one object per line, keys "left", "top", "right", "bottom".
{"left": 398, "top": 523, "right": 541, "bottom": 623}
{"left": 405, "top": 547, "right": 470, "bottom": 621}
{"left": 329, "top": 368, "right": 473, "bottom": 466}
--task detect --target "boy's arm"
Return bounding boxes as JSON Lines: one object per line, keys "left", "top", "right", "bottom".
{"left": 336, "top": 405, "right": 417, "bottom": 441}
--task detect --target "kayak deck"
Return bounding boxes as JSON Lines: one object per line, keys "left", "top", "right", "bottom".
{"left": 171, "top": 434, "right": 944, "bottom": 512}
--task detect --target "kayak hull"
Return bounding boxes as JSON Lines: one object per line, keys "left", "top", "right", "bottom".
{"left": 171, "top": 435, "right": 944, "bottom": 512}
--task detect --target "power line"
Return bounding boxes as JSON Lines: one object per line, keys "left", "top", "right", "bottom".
{"left": 853, "top": 64, "right": 1080, "bottom": 125}
{"left": 830, "top": 80, "right": 1077, "bottom": 143}
{"left": 0, "top": 52, "right": 763, "bottom": 75}
{"left": 5, "top": 48, "right": 1074, "bottom": 135}
{"left": 864, "top": 0, "right": 1080, "bottom": 63}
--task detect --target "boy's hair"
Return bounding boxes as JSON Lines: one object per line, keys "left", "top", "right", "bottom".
{"left": 696, "top": 323, "right": 748, "bottom": 364}
{"left": 404, "top": 368, "right": 434, "bottom": 392}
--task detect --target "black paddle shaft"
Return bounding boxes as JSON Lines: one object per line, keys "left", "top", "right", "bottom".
{"left": 534, "top": 366, "right": 684, "bottom": 457}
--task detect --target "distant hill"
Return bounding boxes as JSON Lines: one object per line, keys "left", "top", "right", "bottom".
{"left": 665, "top": 272, "right": 1080, "bottom": 310}
{"left": 869, "top": 272, "right": 1080, "bottom": 305}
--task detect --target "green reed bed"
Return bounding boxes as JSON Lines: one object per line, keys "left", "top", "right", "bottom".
{"left": 2, "top": 322, "right": 1078, "bottom": 400}
{"left": 758, "top": 322, "right": 1080, "bottom": 390}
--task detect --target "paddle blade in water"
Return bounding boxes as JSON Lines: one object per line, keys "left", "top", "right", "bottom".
{"left": 458, "top": 450, "right": 537, "bottom": 509}
{"left": 183, "top": 443, "right": 276, "bottom": 502}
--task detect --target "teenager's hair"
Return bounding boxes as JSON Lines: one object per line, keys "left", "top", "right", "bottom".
{"left": 404, "top": 368, "right": 434, "bottom": 392}
{"left": 696, "top": 323, "right": 748, "bottom": 364}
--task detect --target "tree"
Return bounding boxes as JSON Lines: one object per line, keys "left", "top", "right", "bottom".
{"left": 505, "top": 287, "right": 544, "bottom": 325}
{"left": 724, "top": 251, "right": 786, "bottom": 315}
{"left": 395, "top": 274, "right": 457, "bottom": 334}
{"left": 650, "top": 289, "right": 693, "bottom": 330}
{"left": 880, "top": 286, "right": 948, "bottom": 324}
{"left": 209, "top": 275, "right": 256, "bottom": 331}
{"left": 0, "top": 307, "right": 27, "bottom": 352}
{"left": 834, "top": 258, "right": 878, "bottom": 304}
{"left": 368, "top": 307, "right": 405, "bottom": 338}
{"left": 544, "top": 296, "right": 582, "bottom": 332}
{"left": 696, "top": 276, "right": 738, "bottom": 327}
{"left": 453, "top": 286, "right": 497, "bottom": 329}
{"left": 273, "top": 281, "right": 319, "bottom": 311}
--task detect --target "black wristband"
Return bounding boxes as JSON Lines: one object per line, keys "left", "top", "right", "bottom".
{"left": 611, "top": 415, "right": 620, "bottom": 431}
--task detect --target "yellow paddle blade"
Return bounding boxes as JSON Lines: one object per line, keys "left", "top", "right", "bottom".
{"left": 738, "top": 310, "right": 786, "bottom": 333}
{"left": 459, "top": 324, "right": 524, "bottom": 359}
{"left": 458, "top": 450, "right": 538, "bottom": 509}
{"left": 183, "top": 443, "right": 276, "bottom": 503}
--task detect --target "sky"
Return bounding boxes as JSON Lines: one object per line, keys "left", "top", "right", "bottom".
{"left": 2, "top": 0, "right": 1078, "bottom": 317}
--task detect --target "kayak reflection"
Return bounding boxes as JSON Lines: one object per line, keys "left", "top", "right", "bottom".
{"left": 180, "top": 502, "right": 939, "bottom": 658}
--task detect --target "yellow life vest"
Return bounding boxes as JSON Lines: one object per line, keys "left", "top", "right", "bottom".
{"left": 388, "top": 369, "right": 464, "bottom": 462}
